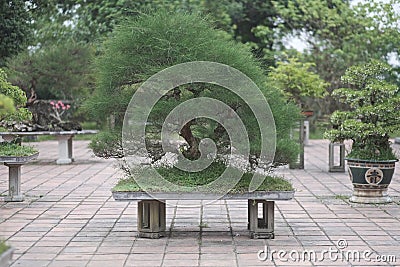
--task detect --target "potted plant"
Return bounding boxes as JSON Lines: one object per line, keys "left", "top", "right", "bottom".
{"left": 324, "top": 60, "right": 400, "bottom": 203}
{"left": 0, "top": 240, "right": 13, "bottom": 267}
{"left": 0, "top": 68, "right": 38, "bottom": 201}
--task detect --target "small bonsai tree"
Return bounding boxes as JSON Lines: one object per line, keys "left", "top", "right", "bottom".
{"left": 324, "top": 60, "right": 400, "bottom": 160}
{"left": 0, "top": 68, "right": 37, "bottom": 156}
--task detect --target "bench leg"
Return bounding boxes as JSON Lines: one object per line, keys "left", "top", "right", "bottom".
{"left": 4, "top": 163, "right": 24, "bottom": 202}
{"left": 137, "top": 200, "right": 166, "bottom": 238}
{"left": 328, "top": 142, "right": 345, "bottom": 172}
{"left": 248, "top": 200, "right": 274, "bottom": 239}
{"left": 56, "top": 135, "right": 74, "bottom": 164}
{"left": 68, "top": 137, "right": 74, "bottom": 162}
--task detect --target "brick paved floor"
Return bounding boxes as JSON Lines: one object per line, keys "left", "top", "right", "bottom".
{"left": 1, "top": 140, "right": 399, "bottom": 267}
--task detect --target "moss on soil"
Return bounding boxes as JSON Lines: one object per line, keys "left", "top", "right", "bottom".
{"left": 0, "top": 143, "right": 38, "bottom": 157}
{"left": 113, "top": 162, "right": 293, "bottom": 193}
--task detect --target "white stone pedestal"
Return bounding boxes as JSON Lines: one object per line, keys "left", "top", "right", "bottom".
{"left": 4, "top": 163, "right": 25, "bottom": 202}
{"left": 56, "top": 135, "right": 74, "bottom": 164}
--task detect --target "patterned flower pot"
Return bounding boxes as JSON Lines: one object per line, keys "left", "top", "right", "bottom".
{"left": 346, "top": 158, "right": 398, "bottom": 204}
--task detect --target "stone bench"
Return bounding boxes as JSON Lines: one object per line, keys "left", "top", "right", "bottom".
{"left": 112, "top": 191, "right": 294, "bottom": 239}
{"left": 0, "top": 153, "right": 39, "bottom": 202}
{"left": 0, "top": 130, "right": 98, "bottom": 165}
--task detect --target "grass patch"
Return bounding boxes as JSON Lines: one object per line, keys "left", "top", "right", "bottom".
{"left": 309, "top": 128, "right": 325, "bottom": 140}
{"left": 113, "top": 162, "right": 293, "bottom": 193}
{"left": 334, "top": 194, "right": 349, "bottom": 200}
{"left": 0, "top": 143, "right": 38, "bottom": 156}
{"left": 80, "top": 121, "right": 98, "bottom": 130}
{"left": 0, "top": 240, "right": 10, "bottom": 255}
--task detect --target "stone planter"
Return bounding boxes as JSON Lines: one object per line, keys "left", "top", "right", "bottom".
{"left": 346, "top": 158, "right": 398, "bottom": 203}
{"left": 0, "top": 247, "right": 14, "bottom": 267}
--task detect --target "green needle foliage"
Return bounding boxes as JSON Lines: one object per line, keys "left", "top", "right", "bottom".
{"left": 324, "top": 60, "right": 400, "bottom": 161}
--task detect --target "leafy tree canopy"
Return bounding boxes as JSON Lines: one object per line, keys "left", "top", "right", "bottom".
{"left": 273, "top": 0, "right": 400, "bottom": 88}
{"left": 7, "top": 41, "right": 94, "bottom": 102}
{"left": 268, "top": 56, "right": 329, "bottom": 109}
{"left": 0, "top": 1, "right": 32, "bottom": 66}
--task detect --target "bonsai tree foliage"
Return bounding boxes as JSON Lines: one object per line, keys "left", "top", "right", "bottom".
{"left": 0, "top": 68, "right": 31, "bottom": 123}
{"left": 324, "top": 60, "right": 400, "bottom": 160}
{"left": 267, "top": 56, "right": 329, "bottom": 110}
{"left": 86, "top": 10, "right": 300, "bottom": 173}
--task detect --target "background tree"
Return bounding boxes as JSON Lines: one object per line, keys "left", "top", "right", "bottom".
{"left": 0, "top": 1, "right": 33, "bottom": 67}
{"left": 268, "top": 56, "right": 329, "bottom": 111}
{"left": 272, "top": 0, "right": 400, "bottom": 112}
{"left": 7, "top": 41, "right": 94, "bottom": 103}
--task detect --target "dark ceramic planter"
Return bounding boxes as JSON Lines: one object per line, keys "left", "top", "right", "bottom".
{"left": 346, "top": 158, "right": 398, "bottom": 204}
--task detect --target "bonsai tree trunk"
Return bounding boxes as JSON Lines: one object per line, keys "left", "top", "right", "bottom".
{"left": 179, "top": 121, "right": 201, "bottom": 160}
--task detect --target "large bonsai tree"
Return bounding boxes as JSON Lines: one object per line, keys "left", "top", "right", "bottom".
{"left": 324, "top": 60, "right": 400, "bottom": 160}
{"left": 86, "top": 10, "right": 300, "bottom": 171}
